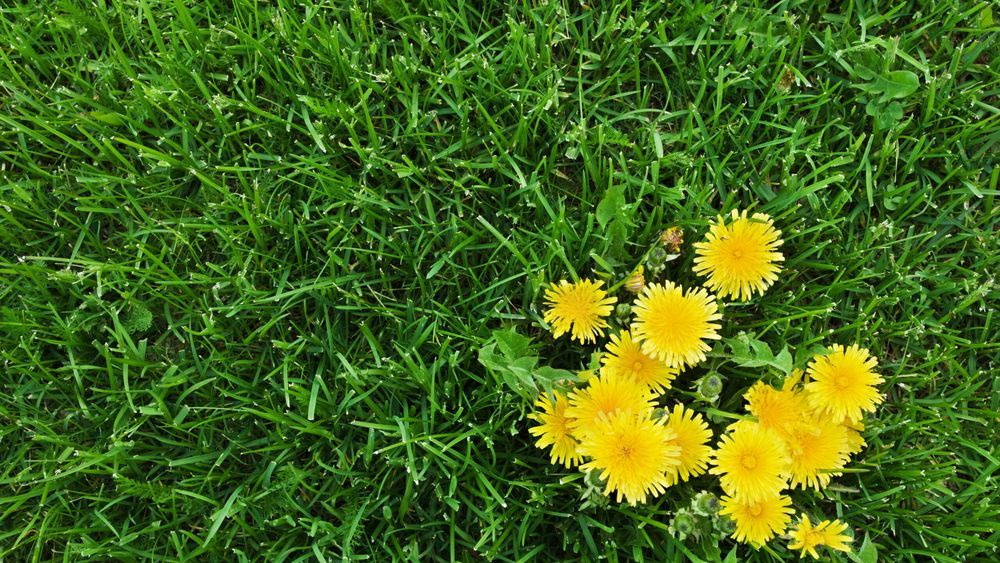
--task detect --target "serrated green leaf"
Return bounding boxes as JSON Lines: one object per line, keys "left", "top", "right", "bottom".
{"left": 773, "top": 346, "right": 793, "bottom": 374}
{"left": 535, "top": 366, "right": 575, "bottom": 385}
{"left": 492, "top": 327, "right": 534, "bottom": 359}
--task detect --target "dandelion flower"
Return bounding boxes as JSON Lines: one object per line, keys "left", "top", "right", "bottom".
{"left": 565, "top": 374, "right": 657, "bottom": 437}
{"left": 805, "top": 344, "right": 884, "bottom": 423}
{"left": 578, "top": 411, "right": 680, "bottom": 505}
{"left": 744, "top": 382, "right": 809, "bottom": 436}
{"left": 784, "top": 417, "right": 850, "bottom": 490}
{"left": 710, "top": 422, "right": 790, "bottom": 503}
{"left": 842, "top": 418, "right": 867, "bottom": 455}
{"left": 600, "top": 330, "right": 679, "bottom": 393}
{"left": 527, "top": 391, "right": 583, "bottom": 468}
{"left": 631, "top": 282, "right": 722, "bottom": 368}
{"left": 719, "top": 493, "right": 793, "bottom": 545}
{"left": 660, "top": 226, "right": 684, "bottom": 253}
{"left": 788, "top": 515, "right": 853, "bottom": 559}
{"left": 542, "top": 279, "right": 617, "bottom": 343}
{"left": 693, "top": 209, "right": 784, "bottom": 301}
{"left": 663, "top": 404, "right": 714, "bottom": 484}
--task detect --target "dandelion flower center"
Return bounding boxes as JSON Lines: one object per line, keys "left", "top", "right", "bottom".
{"left": 748, "top": 504, "right": 762, "bottom": 516}
{"left": 742, "top": 455, "right": 758, "bottom": 469}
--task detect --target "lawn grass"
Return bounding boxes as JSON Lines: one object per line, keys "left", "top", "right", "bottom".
{"left": 1, "top": 0, "right": 998, "bottom": 561}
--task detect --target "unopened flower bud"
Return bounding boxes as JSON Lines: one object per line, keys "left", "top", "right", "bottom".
{"left": 697, "top": 373, "right": 724, "bottom": 400}
{"left": 614, "top": 303, "right": 632, "bottom": 325}
{"left": 669, "top": 509, "right": 696, "bottom": 540}
{"left": 646, "top": 246, "right": 669, "bottom": 272}
{"left": 692, "top": 491, "right": 719, "bottom": 516}
{"left": 624, "top": 266, "right": 645, "bottom": 293}
{"left": 715, "top": 513, "right": 736, "bottom": 535}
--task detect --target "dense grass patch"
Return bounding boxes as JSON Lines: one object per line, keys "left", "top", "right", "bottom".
{"left": 1, "top": 1, "right": 997, "bottom": 560}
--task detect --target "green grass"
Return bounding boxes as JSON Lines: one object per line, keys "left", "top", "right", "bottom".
{"left": 1, "top": 0, "right": 998, "bottom": 561}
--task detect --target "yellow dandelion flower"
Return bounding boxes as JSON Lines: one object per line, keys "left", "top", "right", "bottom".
{"left": 783, "top": 368, "right": 805, "bottom": 390}
{"left": 542, "top": 279, "right": 617, "bottom": 343}
{"left": 600, "top": 330, "right": 679, "bottom": 393}
{"left": 819, "top": 519, "right": 852, "bottom": 554}
{"left": 719, "top": 493, "right": 793, "bottom": 545}
{"left": 692, "top": 209, "right": 784, "bottom": 301}
{"left": 710, "top": 421, "right": 790, "bottom": 503}
{"left": 788, "top": 515, "right": 853, "bottom": 559}
{"left": 842, "top": 418, "right": 867, "bottom": 455}
{"left": 744, "top": 382, "right": 809, "bottom": 436}
{"left": 527, "top": 391, "right": 583, "bottom": 468}
{"left": 804, "top": 344, "right": 884, "bottom": 423}
{"left": 631, "top": 282, "right": 722, "bottom": 369}
{"left": 578, "top": 411, "right": 680, "bottom": 505}
{"left": 565, "top": 374, "right": 657, "bottom": 437}
{"left": 784, "top": 416, "right": 851, "bottom": 490}
{"left": 663, "top": 404, "right": 714, "bottom": 484}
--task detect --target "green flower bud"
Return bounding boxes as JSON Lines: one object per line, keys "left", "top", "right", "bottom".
{"left": 692, "top": 491, "right": 719, "bottom": 516}
{"left": 614, "top": 303, "right": 632, "bottom": 325}
{"left": 646, "top": 246, "right": 669, "bottom": 272}
{"left": 669, "top": 509, "right": 697, "bottom": 541}
{"left": 715, "top": 512, "right": 736, "bottom": 536}
{"left": 696, "top": 373, "right": 724, "bottom": 401}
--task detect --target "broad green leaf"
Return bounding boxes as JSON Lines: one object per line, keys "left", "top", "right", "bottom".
{"left": 492, "top": 327, "right": 534, "bottom": 359}
{"left": 875, "top": 70, "right": 920, "bottom": 102}
{"left": 858, "top": 533, "right": 878, "bottom": 563}
{"left": 535, "top": 366, "right": 575, "bottom": 385}
{"left": 596, "top": 185, "right": 625, "bottom": 228}
{"left": 773, "top": 346, "right": 793, "bottom": 374}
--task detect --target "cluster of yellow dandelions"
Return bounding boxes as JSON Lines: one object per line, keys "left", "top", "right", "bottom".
{"left": 528, "top": 210, "right": 883, "bottom": 558}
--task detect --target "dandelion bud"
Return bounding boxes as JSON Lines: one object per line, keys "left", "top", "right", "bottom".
{"left": 715, "top": 512, "right": 736, "bottom": 535}
{"left": 696, "top": 373, "right": 724, "bottom": 401}
{"left": 692, "top": 491, "right": 720, "bottom": 516}
{"left": 614, "top": 303, "right": 632, "bottom": 325}
{"left": 669, "top": 509, "right": 697, "bottom": 540}
{"left": 646, "top": 246, "right": 669, "bottom": 273}
{"left": 624, "top": 266, "right": 645, "bottom": 293}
